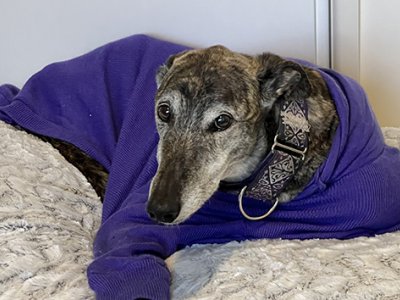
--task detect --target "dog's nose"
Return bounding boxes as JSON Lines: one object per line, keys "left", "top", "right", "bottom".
{"left": 147, "top": 203, "right": 180, "bottom": 223}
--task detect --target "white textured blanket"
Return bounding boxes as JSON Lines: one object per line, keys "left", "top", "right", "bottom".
{"left": 1, "top": 121, "right": 400, "bottom": 299}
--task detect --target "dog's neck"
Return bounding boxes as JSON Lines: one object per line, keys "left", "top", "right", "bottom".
{"left": 219, "top": 99, "right": 310, "bottom": 200}
{"left": 222, "top": 132, "right": 268, "bottom": 182}
{"left": 222, "top": 107, "right": 278, "bottom": 183}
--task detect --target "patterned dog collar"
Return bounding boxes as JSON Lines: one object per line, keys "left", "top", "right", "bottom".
{"left": 237, "top": 97, "right": 310, "bottom": 220}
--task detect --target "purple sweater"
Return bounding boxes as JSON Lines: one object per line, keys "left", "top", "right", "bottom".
{"left": 1, "top": 35, "right": 400, "bottom": 300}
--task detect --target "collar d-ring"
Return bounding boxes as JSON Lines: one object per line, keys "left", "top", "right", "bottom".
{"left": 238, "top": 186, "right": 279, "bottom": 221}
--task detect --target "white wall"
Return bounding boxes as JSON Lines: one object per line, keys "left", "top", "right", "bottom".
{"left": 360, "top": 0, "right": 400, "bottom": 127}
{"left": 331, "top": 0, "right": 360, "bottom": 82}
{"left": 0, "top": 0, "right": 327, "bottom": 87}
{"left": 332, "top": 0, "right": 400, "bottom": 127}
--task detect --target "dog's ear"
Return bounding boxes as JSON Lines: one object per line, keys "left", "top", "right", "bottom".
{"left": 156, "top": 50, "right": 188, "bottom": 88}
{"left": 257, "top": 53, "right": 311, "bottom": 110}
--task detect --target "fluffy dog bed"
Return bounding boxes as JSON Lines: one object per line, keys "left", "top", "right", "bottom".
{"left": 1, "top": 121, "right": 400, "bottom": 299}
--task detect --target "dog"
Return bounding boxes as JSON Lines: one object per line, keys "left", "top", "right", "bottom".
{"left": 147, "top": 46, "right": 338, "bottom": 224}
{"left": 37, "top": 46, "right": 338, "bottom": 225}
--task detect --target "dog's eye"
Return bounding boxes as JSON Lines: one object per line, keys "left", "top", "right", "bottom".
{"left": 214, "top": 114, "right": 233, "bottom": 131}
{"left": 157, "top": 104, "right": 171, "bottom": 122}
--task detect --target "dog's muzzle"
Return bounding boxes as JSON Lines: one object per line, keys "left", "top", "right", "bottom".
{"left": 147, "top": 169, "right": 182, "bottom": 223}
{"left": 147, "top": 201, "right": 180, "bottom": 223}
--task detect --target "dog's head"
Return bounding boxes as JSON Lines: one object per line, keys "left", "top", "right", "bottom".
{"left": 147, "top": 46, "right": 311, "bottom": 224}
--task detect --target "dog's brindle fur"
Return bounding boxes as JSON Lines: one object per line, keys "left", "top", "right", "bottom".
{"left": 34, "top": 46, "right": 338, "bottom": 224}
{"left": 37, "top": 135, "right": 109, "bottom": 200}
{"left": 147, "top": 46, "right": 338, "bottom": 224}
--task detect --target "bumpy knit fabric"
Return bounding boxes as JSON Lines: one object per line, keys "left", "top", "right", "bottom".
{"left": 0, "top": 35, "right": 399, "bottom": 299}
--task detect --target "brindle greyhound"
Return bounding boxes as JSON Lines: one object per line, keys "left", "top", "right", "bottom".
{"left": 40, "top": 46, "right": 338, "bottom": 224}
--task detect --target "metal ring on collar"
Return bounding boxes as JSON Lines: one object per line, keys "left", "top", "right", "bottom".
{"left": 238, "top": 186, "right": 279, "bottom": 221}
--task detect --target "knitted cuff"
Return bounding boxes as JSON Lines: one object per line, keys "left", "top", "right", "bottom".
{"left": 88, "top": 255, "right": 171, "bottom": 300}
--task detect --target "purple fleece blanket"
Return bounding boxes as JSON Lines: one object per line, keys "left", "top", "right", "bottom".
{"left": 1, "top": 35, "right": 400, "bottom": 300}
